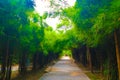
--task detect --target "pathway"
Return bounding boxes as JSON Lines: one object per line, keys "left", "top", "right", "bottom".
{"left": 39, "top": 56, "right": 90, "bottom": 80}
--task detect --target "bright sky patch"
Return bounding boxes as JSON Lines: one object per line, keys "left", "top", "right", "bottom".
{"left": 34, "top": 0, "right": 76, "bottom": 30}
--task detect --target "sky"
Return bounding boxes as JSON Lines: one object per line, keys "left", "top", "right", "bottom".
{"left": 34, "top": 0, "right": 76, "bottom": 30}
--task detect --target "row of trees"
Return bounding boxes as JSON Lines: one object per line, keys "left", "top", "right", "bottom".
{"left": 0, "top": 0, "right": 120, "bottom": 80}
{"left": 0, "top": 0, "right": 65, "bottom": 80}
{"left": 57, "top": 0, "right": 120, "bottom": 80}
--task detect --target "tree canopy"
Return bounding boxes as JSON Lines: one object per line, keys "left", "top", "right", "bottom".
{"left": 0, "top": 0, "right": 120, "bottom": 80}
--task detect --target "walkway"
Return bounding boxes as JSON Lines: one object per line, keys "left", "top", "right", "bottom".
{"left": 39, "top": 56, "right": 90, "bottom": 80}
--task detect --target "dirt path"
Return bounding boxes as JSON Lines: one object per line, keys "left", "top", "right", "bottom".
{"left": 39, "top": 56, "right": 90, "bottom": 80}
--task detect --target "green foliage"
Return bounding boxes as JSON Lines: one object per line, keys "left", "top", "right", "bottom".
{"left": 61, "top": 50, "right": 72, "bottom": 56}
{"left": 0, "top": 0, "right": 120, "bottom": 75}
{"left": 57, "top": 17, "right": 70, "bottom": 28}
{"left": 0, "top": 0, "right": 119, "bottom": 58}
{"left": 60, "top": 0, "right": 120, "bottom": 47}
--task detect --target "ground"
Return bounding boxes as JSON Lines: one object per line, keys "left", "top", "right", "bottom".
{"left": 39, "top": 56, "right": 90, "bottom": 80}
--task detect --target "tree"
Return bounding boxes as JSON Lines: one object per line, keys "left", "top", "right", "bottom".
{"left": 0, "top": 0, "right": 34, "bottom": 79}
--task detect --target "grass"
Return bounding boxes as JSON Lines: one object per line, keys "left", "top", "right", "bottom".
{"left": 86, "top": 72, "right": 102, "bottom": 80}
{"left": 77, "top": 63, "right": 105, "bottom": 80}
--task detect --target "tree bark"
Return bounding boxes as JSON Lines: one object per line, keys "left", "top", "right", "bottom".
{"left": 114, "top": 30, "right": 120, "bottom": 80}
{"left": 19, "top": 50, "right": 27, "bottom": 74}
{"left": 5, "top": 54, "right": 12, "bottom": 80}
{"left": 32, "top": 53, "right": 38, "bottom": 70}
{"left": 86, "top": 46, "right": 93, "bottom": 73}
{"left": 1, "top": 38, "right": 12, "bottom": 80}
{"left": 3, "top": 38, "right": 9, "bottom": 80}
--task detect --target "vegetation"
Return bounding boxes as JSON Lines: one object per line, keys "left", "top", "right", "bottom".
{"left": 0, "top": 0, "right": 120, "bottom": 80}
{"left": 61, "top": 0, "right": 120, "bottom": 80}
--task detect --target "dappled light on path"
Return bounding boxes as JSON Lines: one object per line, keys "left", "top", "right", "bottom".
{"left": 39, "top": 56, "right": 90, "bottom": 80}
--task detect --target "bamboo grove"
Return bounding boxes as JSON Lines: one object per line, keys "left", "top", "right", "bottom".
{"left": 0, "top": 0, "right": 120, "bottom": 80}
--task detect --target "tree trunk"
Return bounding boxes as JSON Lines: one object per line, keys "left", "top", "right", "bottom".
{"left": 5, "top": 54, "right": 12, "bottom": 80}
{"left": 86, "top": 46, "right": 93, "bottom": 73}
{"left": 114, "top": 30, "right": 120, "bottom": 80}
{"left": 32, "top": 53, "right": 38, "bottom": 70}
{"left": 3, "top": 38, "right": 9, "bottom": 80}
{"left": 19, "top": 51, "right": 27, "bottom": 74}
{"left": 1, "top": 38, "right": 12, "bottom": 80}
{"left": 1, "top": 51, "right": 6, "bottom": 80}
